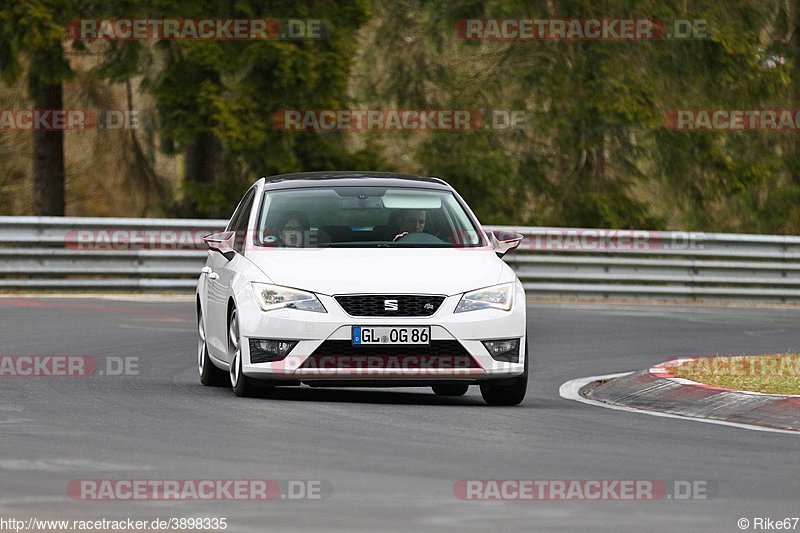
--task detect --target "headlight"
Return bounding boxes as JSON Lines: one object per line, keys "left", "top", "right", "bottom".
{"left": 252, "top": 283, "right": 327, "bottom": 313}
{"left": 454, "top": 283, "right": 514, "bottom": 313}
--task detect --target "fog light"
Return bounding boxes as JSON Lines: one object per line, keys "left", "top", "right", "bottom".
{"left": 482, "top": 338, "right": 520, "bottom": 363}
{"left": 249, "top": 338, "right": 298, "bottom": 363}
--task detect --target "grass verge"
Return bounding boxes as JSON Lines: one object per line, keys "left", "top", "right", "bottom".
{"left": 669, "top": 354, "right": 800, "bottom": 395}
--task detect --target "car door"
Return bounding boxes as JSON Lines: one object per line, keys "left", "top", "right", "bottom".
{"left": 205, "top": 188, "right": 256, "bottom": 361}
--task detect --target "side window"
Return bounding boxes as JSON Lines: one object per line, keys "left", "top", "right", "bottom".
{"left": 233, "top": 190, "right": 255, "bottom": 254}
{"left": 226, "top": 192, "right": 249, "bottom": 232}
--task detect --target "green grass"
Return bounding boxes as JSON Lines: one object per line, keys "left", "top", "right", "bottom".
{"left": 669, "top": 354, "right": 800, "bottom": 395}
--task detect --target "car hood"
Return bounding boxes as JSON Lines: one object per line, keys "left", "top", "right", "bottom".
{"left": 246, "top": 248, "right": 504, "bottom": 296}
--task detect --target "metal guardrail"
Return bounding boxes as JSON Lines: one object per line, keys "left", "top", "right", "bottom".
{"left": 1, "top": 216, "right": 799, "bottom": 302}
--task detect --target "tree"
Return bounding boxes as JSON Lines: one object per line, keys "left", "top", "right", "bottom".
{"left": 143, "top": 0, "right": 378, "bottom": 217}
{"left": 0, "top": 0, "right": 73, "bottom": 215}
{"left": 355, "top": 0, "right": 798, "bottom": 232}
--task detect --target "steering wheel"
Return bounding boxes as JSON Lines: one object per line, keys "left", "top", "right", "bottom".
{"left": 392, "top": 231, "right": 446, "bottom": 244}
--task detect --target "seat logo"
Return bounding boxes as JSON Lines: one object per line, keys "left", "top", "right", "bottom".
{"left": 384, "top": 299, "right": 399, "bottom": 311}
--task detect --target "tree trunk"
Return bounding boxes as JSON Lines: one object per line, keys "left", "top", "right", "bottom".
{"left": 30, "top": 81, "right": 65, "bottom": 216}
{"left": 182, "top": 131, "right": 221, "bottom": 216}
{"left": 792, "top": 0, "right": 800, "bottom": 184}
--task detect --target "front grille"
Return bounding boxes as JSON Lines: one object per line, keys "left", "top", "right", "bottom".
{"left": 301, "top": 340, "right": 480, "bottom": 371}
{"left": 335, "top": 295, "right": 445, "bottom": 317}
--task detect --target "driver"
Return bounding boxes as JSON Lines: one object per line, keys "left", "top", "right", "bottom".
{"left": 266, "top": 210, "right": 310, "bottom": 247}
{"left": 393, "top": 209, "right": 427, "bottom": 241}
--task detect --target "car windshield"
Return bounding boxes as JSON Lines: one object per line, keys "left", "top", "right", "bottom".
{"left": 254, "top": 186, "right": 486, "bottom": 248}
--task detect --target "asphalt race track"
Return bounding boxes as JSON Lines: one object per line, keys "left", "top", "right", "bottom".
{"left": 1, "top": 297, "right": 798, "bottom": 532}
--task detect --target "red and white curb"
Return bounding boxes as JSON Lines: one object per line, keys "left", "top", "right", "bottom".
{"left": 559, "top": 361, "right": 800, "bottom": 435}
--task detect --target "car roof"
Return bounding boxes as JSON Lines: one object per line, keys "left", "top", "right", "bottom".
{"left": 258, "top": 171, "right": 452, "bottom": 191}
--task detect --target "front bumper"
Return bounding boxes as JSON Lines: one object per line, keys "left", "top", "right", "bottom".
{"left": 237, "top": 282, "right": 527, "bottom": 382}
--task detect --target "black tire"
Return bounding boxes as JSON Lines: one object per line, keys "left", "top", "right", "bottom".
{"left": 479, "top": 338, "right": 529, "bottom": 406}
{"left": 228, "top": 308, "right": 264, "bottom": 397}
{"left": 432, "top": 383, "right": 470, "bottom": 396}
{"left": 198, "top": 307, "right": 228, "bottom": 386}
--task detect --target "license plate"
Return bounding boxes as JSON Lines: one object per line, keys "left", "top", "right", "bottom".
{"left": 352, "top": 326, "right": 430, "bottom": 345}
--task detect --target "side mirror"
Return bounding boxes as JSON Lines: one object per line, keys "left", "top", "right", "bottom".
{"left": 491, "top": 231, "right": 523, "bottom": 258}
{"left": 203, "top": 231, "right": 236, "bottom": 261}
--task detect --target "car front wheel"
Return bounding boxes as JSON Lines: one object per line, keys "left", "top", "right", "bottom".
{"left": 229, "top": 308, "right": 262, "bottom": 397}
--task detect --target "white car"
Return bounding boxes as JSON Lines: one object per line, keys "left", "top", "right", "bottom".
{"left": 196, "top": 172, "right": 528, "bottom": 405}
